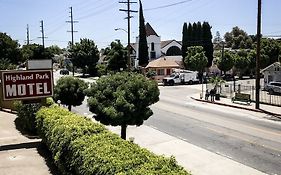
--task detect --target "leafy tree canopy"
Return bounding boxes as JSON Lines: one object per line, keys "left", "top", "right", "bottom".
{"left": 21, "top": 44, "right": 53, "bottom": 61}
{"left": 0, "top": 32, "right": 22, "bottom": 64}
{"left": 87, "top": 72, "right": 159, "bottom": 139}
{"left": 224, "top": 26, "right": 253, "bottom": 49}
{"left": 216, "top": 50, "right": 234, "bottom": 74}
{"left": 47, "top": 45, "right": 63, "bottom": 55}
{"left": 184, "top": 46, "right": 208, "bottom": 73}
{"left": 69, "top": 38, "right": 100, "bottom": 76}
{"left": 54, "top": 76, "right": 88, "bottom": 111}
{"left": 106, "top": 40, "right": 127, "bottom": 72}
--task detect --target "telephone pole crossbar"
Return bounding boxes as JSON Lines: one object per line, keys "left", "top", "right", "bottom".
{"left": 66, "top": 7, "right": 78, "bottom": 46}
{"left": 119, "top": 0, "right": 137, "bottom": 70}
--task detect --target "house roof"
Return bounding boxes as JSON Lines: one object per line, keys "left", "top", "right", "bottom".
{"left": 161, "top": 40, "right": 182, "bottom": 49}
{"left": 145, "top": 56, "right": 182, "bottom": 68}
{"left": 261, "top": 62, "right": 281, "bottom": 73}
{"left": 145, "top": 23, "right": 159, "bottom": 37}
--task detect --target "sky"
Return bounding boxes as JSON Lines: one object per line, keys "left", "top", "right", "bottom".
{"left": 0, "top": 0, "right": 281, "bottom": 49}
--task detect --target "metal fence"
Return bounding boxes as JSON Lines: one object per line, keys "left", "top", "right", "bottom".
{"left": 206, "top": 83, "right": 281, "bottom": 106}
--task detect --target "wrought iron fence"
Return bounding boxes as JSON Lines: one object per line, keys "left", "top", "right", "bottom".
{"left": 206, "top": 83, "right": 281, "bottom": 106}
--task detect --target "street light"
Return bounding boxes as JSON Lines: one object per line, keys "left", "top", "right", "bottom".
{"left": 114, "top": 28, "right": 131, "bottom": 70}
{"left": 114, "top": 28, "right": 128, "bottom": 33}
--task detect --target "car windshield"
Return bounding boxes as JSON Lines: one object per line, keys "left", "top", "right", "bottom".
{"left": 170, "top": 73, "right": 176, "bottom": 77}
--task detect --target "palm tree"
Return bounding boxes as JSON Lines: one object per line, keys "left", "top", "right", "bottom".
{"left": 209, "top": 76, "right": 225, "bottom": 93}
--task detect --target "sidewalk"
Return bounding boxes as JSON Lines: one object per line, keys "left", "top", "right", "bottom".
{"left": 0, "top": 111, "right": 55, "bottom": 175}
{"left": 1, "top": 106, "right": 269, "bottom": 175}
{"left": 191, "top": 94, "right": 281, "bottom": 118}
{"left": 107, "top": 125, "right": 266, "bottom": 175}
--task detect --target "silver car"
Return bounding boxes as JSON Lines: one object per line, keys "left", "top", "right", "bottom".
{"left": 264, "top": 81, "right": 281, "bottom": 94}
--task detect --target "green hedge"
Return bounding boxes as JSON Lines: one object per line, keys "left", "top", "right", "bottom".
{"left": 14, "top": 98, "right": 55, "bottom": 134}
{"left": 36, "top": 106, "right": 190, "bottom": 175}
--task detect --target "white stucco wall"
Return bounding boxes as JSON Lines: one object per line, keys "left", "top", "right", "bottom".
{"left": 147, "top": 35, "right": 161, "bottom": 60}
{"left": 135, "top": 35, "right": 161, "bottom": 62}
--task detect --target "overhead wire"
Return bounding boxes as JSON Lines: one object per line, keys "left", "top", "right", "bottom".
{"left": 144, "top": 0, "right": 193, "bottom": 11}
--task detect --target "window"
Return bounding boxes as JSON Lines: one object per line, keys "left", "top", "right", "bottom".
{"left": 166, "top": 69, "right": 171, "bottom": 75}
{"left": 157, "top": 69, "right": 164, "bottom": 75}
{"left": 151, "top": 42, "right": 155, "bottom": 51}
{"left": 150, "top": 51, "right": 156, "bottom": 59}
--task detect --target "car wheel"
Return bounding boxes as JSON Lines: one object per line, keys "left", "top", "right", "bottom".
{"left": 169, "top": 80, "right": 174, "bottom": 86}
{"left": 269, "top": 89, "right": 274, "bottom": 95}
{"left": 189, "top": 80, "right": 193, "bottom": 85}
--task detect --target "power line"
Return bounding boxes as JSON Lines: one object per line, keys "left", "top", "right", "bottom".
{"left": 144, "top": 0, "right": 193, "bottom": 11}
{"left": 77, "top": 2, "right": 117, "bottom": 20}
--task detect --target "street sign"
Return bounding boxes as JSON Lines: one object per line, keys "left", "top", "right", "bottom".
{"left": 27, "top": 59, "right": 52, "bottom": 70}
{"left": 1, "top": 70, "right": 53, "bottom": 100}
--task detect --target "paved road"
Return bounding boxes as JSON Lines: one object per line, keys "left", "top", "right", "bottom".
{"left": 145, "top": 85, "right": 281, "bottom": 175}
{"left": 70, "top": 78, "right": 281, "bottom": 175}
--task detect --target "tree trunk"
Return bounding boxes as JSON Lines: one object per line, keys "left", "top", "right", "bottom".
{"left": 68, "top": 105, "right": 72, "bottom": 111}
{"left": 121, "top": 124, "right": 127, "bottom": 140}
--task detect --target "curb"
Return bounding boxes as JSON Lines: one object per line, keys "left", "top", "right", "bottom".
{"left": 191, "top": 97, "right": 281, "bottom": 118}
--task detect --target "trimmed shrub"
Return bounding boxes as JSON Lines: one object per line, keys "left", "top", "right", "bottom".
{"left": 36, "top": 106, "right": 190, "bottom": 175}
{"left": 14, "top": 101, "right": 41, "bottom": 134}
{"left": 14, "top": 97, "right": 55, "bottom": 135}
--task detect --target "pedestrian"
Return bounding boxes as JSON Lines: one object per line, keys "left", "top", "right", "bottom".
{"left": 205, "top": 89, "right": 209, "bottom": 100}
{"left": 210, "top": 89, "right": 215, "bottom": 102}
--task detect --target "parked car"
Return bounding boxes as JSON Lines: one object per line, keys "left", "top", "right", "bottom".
{"left": 264, "top": 81, "right": 281, "bottom": 94}
{"left": 60, "top": 69, "right": 69, "bottom": 75}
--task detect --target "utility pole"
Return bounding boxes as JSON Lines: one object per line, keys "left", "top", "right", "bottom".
{"left": 66, "top": 7, "right": 78, "bottom": 76}
{"left": 66, "top": 7, "right": 78, "bottom": 46}
{"left": 39, "top": 20, "right": 47, "bottom": 48}
{"left": 255, "top": 0, "right": 262, "bottom": 109}
{"left": 119, "top": 0, "right": 137, "bottom": 70}
{"left": 26, "top": 24, "right": 30, "bottom": 45}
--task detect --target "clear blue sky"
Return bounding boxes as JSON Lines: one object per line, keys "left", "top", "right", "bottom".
{"left": 0, "top": 0, "right": 280, "bottom": 49}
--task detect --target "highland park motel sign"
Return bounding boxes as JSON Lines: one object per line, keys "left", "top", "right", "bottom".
{"left": 1, "top": 70, "right": 53, "bottom": 100}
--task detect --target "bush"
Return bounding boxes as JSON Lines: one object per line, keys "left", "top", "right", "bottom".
{"left": 36, "top": 106, "right": 189, "bottom": 175}
{"left": 14, "top": 101, "right": 41, "bottom": 134}
{"left": 14, "top": 97, "right": 55, "bottom": 135}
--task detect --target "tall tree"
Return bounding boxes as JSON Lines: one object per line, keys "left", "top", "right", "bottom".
{"left": 191, "top": 22, "right": 198, "bottom": 44}
{"left": 87, "top": 72, "right": 159, "bottom": 140}
{"left": 182, "top": 22, "right": 188, "bottom": 65}
{"left": 196, "top": 21, "right": 203, "bottom": 45}
{"left": 106, "top": 40, "right": 127, "bottom": 72}
{"left": 184, "top": 46, "right": 208, "bottom": 76}
{"left": 47, "top": 45, "right": 63, "bottom": 55}
{"left": 138, "top": 0, "right": 148, "bottom": 67}
{"left": 216, "top": 51, "right": 234, "bottom": 75}
{"left": 0, "top": 32, "right": 22, "bottom": 64}
{"left": 202, "top": 22, "right": 214, "bottom": 67}
{"left": 234, "top": 50, "right": 250, "bottom": 78}
{"left": 187, "top": 23, "right": 193, "bottom": 48}
{"left": 213, "top": 31, "right": 222, "bottom": 44}
{"left": 21, "top": 44, "right": 53, "bottom": 61}
{"left": 69, "top": 38, "right": 99, "bottom": 76}
{"left": 224, "top": 26, "right": 253, "bottom": 49}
